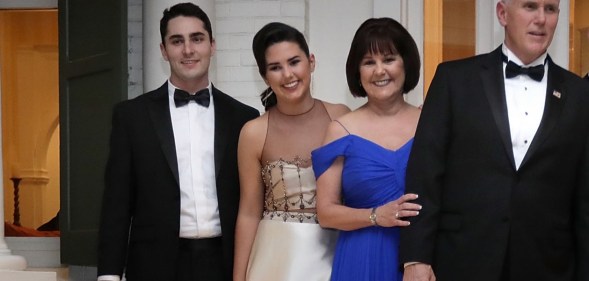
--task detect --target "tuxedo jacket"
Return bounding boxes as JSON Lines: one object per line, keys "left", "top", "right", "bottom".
{"left": 97, "top": 82, "right": 259, "bottom": 281}
{"left": 400, "top": 47, "right": 589, "bottom": 281}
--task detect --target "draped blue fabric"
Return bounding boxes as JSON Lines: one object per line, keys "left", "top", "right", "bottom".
{"left": 312, "top": 135, "right": 413, "bottom": 281}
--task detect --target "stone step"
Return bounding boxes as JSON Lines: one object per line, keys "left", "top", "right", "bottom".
{"left": 0, "top": 269, "right": 56, "bottom": 281}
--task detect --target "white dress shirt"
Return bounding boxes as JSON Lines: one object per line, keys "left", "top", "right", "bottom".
{"left": 97, "top": 81, "right": 220, "bottom": 281}
{"left": 168, "top": 81, "right": 221, "bottom": 238}
{"left": 502, "top": 44, "right": 548, "bottom": 170}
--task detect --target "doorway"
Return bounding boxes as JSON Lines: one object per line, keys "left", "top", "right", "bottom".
{"left": 0, "top": 9, "right": 60, "bottom": 235}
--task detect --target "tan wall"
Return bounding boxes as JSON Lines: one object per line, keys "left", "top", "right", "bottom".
{"left": 570, "top": 0, "right": 589, "bottom": 75}
{"left": 424, "top": 0, "right": 476, "bottom": 97}
{"left": 0, "top": 9, "right": 60, "bottom": 230}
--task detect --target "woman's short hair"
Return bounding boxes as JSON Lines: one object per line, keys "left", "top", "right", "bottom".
{"left": 346, "top": 18, "right": 421, "bottom": 97}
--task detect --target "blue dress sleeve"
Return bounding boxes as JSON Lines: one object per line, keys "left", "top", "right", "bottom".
{"left": 311, "top": 136, "right": 351, "bottom": 179}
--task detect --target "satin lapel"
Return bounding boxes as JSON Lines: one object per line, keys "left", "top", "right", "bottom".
{"left": 481, "top": 48, "right": 516, "bottom": 170}
{"left": 212, "top": 86, "right": 229, "bottom": 178}
{"left": 148, "top": 83, "right": 180, "bottom": 185}
{"left": 519, "top": 58, "right": 565, "bottom": 168}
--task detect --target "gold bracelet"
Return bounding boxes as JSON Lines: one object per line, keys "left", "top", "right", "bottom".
{"left": 369, "top": 207, "right": 378, "bottom": 226}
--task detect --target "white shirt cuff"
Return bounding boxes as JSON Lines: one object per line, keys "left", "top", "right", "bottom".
{"left": 97, "top": 275, "right": 121, "bottom": 281}
{"left": 404, "top": 261, "right": 421, "bottom": 268}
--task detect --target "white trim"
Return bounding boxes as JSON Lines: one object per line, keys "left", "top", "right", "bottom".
{"left": 476, "top": 0, "right": 497, "bottom": 55}
{"left": 405, "top": 0, "right": 424, "bottom": 105}
{"left": 4, "top": 238, "right": 60, "bottom": 268}
{"left": 549, "top": 0, "right": 569, "bottom": 68}
{"left": 0, "top": 0, "right": 57, "bottom": 9}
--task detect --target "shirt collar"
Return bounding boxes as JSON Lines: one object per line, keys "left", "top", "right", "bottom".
{"left": 502, "top": 43, "right": 547, "bottom": 67}
{"left": 167, "top": 79, "right": 212, "bottom": 98}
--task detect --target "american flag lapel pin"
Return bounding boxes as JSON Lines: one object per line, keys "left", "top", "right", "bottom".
{"left": 552, "top": 90, "right": 561, "bottom": 99}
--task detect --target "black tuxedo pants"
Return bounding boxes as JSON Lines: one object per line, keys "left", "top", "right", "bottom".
{"left": 175, "top": 237, "right": 224, "bottom": 281}
{"left": 500, "top": 244, "right": 510, "bottom": 281}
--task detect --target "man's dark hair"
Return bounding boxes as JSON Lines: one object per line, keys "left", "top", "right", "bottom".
{"left": 160, "top": 2, "right": 213, "bottom": 43}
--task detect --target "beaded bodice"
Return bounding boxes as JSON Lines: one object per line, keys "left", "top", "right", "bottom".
{"left": 261, "top": 156, "right": 318, "bottom": 223}
{"left": 259, "top": 99, "right": 332, "bottom": 223}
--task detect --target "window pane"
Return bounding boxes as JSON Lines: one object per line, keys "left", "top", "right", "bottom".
{"left": 442, "top": 0, "right": 475, "bottom": 61}
{"left": 571, "top": 0, "right": 589, "bottom": 77}
{"left": 424, "top": 0, "right": 476, "bottom": 96}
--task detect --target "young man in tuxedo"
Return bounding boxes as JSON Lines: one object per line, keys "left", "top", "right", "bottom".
{"left": 401, "top": 0, "right": 589, "bottom": 280}
{"left": 97, "top": 3, "right": 259, "bottom": 281}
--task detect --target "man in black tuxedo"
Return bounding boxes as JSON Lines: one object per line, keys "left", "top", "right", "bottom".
{"left": 97, "top": 3, "right": 258, "bottom": 281}
{"left": 401, "top": 0, "right": 589, "bottom": 281}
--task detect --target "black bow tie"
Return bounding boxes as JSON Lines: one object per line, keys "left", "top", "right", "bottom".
{"left": 174, "top": 88, "right": 210, "bottom": 108}
{"left": 502, "top": 53, "right": 545, "bottom": 82}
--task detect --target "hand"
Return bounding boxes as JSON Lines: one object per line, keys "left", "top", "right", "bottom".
{"left": 374, "top": 193, "right": 421, "bottom": 227}
{"left": 403, "top": 263, "right": 435, "bottom": 281}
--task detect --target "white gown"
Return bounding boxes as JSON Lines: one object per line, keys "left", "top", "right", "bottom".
{"left": 246, "top": 158, "right": 337, "bottom": 281}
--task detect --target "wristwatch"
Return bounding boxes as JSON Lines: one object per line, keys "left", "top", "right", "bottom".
{"left": 369, "top": 207, "right": 378, "bottom": 226}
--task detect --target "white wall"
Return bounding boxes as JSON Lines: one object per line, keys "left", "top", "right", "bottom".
{"left": 213, "top": 0, "right": 307, "bottom": 112}
{"left": 127, "top": 0, "right": 143, "bottom": 98}
{"left": 308, "top": 0, "right": 426, "bottom": 109}
{"left": 308, "top": 0, "right": 371, "bottom": 110}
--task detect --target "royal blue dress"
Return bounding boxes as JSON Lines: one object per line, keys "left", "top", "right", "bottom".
{"left": 312, "top": 134, "right": 413, "bottom": 281}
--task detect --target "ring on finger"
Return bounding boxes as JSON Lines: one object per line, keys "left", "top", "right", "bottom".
{"left": 395, "top": 211, "right": 400, "bottom": 219}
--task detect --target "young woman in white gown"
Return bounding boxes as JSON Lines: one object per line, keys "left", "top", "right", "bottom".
{"left": 233, "top": 22, "right": 350, "bottom": 281}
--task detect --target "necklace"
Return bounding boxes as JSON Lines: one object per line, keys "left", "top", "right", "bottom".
{"left": 276, "top": 99, "right": 316, "bottom": 116}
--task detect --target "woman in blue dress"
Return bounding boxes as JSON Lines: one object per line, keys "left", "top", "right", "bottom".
{"left": 312, "top": 18, "right": 422, "bottom": 281}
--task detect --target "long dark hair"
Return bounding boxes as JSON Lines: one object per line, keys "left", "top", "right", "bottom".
{"left": 252, "top": 22, "right": 310, "bottom": 109}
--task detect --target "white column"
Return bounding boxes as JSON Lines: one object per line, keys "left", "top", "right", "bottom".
{"left": 143, "top": 0, "right": 216, "bottom": 93}
{"left": 550, "top": 0, "right": 569, "bottom": 67}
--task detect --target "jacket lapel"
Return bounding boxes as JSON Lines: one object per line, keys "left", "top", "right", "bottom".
{"left": 148, "top": 82, "right": 180, "bottom": 185}
{"left": 212, "top": 85, "right": 229, "bottom": 178}
{"left": 519, "top": 57, "right": 565, "bottom": 168}
{"left": 481, "top": 47, "right": 517, "bottom": 170}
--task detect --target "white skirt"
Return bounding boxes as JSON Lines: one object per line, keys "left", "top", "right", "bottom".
{"left": 246, "top": 218, "right": 338, "bottom": 281}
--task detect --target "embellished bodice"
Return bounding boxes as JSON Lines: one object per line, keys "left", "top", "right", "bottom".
{"left": 261, "top": 157, "right": 318, "bottom": 223}
{"left": 259, "top": 99, "right": 331, "bottom": 224}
